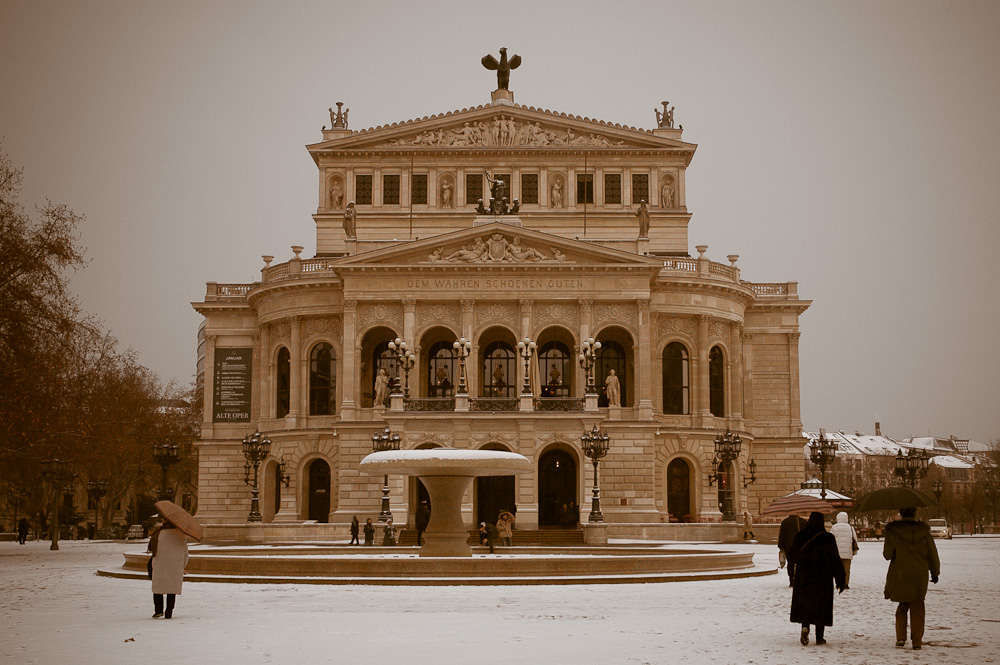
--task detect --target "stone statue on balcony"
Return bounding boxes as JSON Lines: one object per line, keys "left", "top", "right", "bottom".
{"left": 374, "top": 368, "right": 390, "bottom": 407}
{"left": 343, "top": 202, "right": 357, "bottom": 238}
{"left": 605, "top": 369, "right": 621, "bottom": 407}
{"left": 635, "top": 200, "right": 650, "bottom": 238}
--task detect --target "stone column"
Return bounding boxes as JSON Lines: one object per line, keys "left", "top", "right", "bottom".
{"left": 403, "top": 299, "right": 417, "bottom": 396}
{"left": 289, "top": 316, "right": 303, "bottom": 426}
{"left": 742, "top": 332, "right": 753, "bottom": 420}
{"left": 251, "top": 330, "right": 261, "bottom": 422}
{"left": 567, "top": 168, "right": 577, "bottom": 211}
{"left": 697, "top": 315, "right": 711, "bottom": 421}
{"left": 259, "top": 324, "right": 271, "bottom": 421}
{"left": 461, "top": 299, "right": 476, "bottom": 395}
{"left": 456, "top": 168, "right": 466, "bottom": 207}
{"left": 539, "top": 170, "right": 549, "bottom": 207}
{"left": 340, "top": 300, "right": 358, "bottom": 420}
{"left": 579, "top": 299, "right": 595, "bottom": 409}
{"left": 203, "top": 334, "right": 216, "bottom": 431}
{"left": 787, "top": 331, "right": 802, "bottom": 434}
{"left": 731, "top": 323, "right": 744, "bottom": 421}
{"left": 637, "top": 300, "right": 653, "bottom": 419}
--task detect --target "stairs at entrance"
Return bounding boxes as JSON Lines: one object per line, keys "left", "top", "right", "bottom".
{"left": 396, "top": 528, "right": 584, "bottom": 547}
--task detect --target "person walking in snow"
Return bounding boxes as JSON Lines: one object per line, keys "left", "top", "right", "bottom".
{"left": 778, "top": 513, "right": 807, "bottom": 586}
{"left": 830, "top": 511, "right": 859, "bottom": 588}
{"left": 742, "top": 511, "right": 756, "bottom": 542}
{"left": 149, "top": 519, "right": 189, "bottom": 619}
{"left": 790, "top": 512, "right": 846, "bottom": 646}
{"left": 883, "top": 507, "right": 940, "bottom": 650}
{"left": 349, "top": 515, "right": 360, "bottom": 545}
{"left": 17, "top": 517, "right": 29, "bottom": 545}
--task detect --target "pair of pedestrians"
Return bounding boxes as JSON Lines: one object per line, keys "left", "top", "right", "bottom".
{"left": 783, "top": 509, "right": 939, "bottom": 650}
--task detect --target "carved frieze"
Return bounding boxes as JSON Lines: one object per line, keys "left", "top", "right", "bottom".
{"left": 388, "top": 116, "right": 626, "bottom": 148}
{"left": 405, "top": 431, "right": 454, "bottom": 449}
{"left": 416, "top": 303, "right": 461, "bottom": 330}
{"left": 305, "top": 316, "right": 342, "bottom": 338}
{"left": 358, "top": 302, "right": 404, "bottom": 331}
{"left": 424, "top": 233, "right": 567, "bottom": 264}
{"left": 710, "top": 320, "right": 728, "bottom": 340}
{"left": 273, "top": 321, "right": 291, "bottom": 342}
{"left": 593, "top": 302, "right": 637, "bottom": 330}
{"left": 469, "top": 432, "right": 519, "bottom": 450}
{"left": 656, "top": 315, "right": 695, "bottom": 338}
{"left": 475, "top": 302, "right": 518, "bottom": 327}
{"left": 534, "top": 302, "right": 579, "bottom": 330}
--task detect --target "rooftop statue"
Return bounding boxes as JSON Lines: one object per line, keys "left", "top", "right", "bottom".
{"left": 482, "top": 47, "right": 521, "bottom": 91}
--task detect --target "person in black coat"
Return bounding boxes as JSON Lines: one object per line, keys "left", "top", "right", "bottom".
{"left": 778, "top": 513, "right": 807, "bottom": 587}
{"left": 363, "top": 518, "right": 375, "bottom": 546}
{"left": 17, "top": 517, "right": 30, "bottom": 545}
{"left": 790, "top": 512, "right": 847, "bottom": 646}
{"left": 349, "top": 516, "right": 360, "bottom": 545}
{"left": 415, "top": 501, "right": 431, "bottom": 547}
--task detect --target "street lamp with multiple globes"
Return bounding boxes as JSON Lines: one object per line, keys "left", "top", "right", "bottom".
{"left": 709, "top": 430, "right": 743, "bottom": 521}
{"left": 893, "top": 448, "right": 930, "bottom": 488}
{"left": 452, "top": 337, "right": 472, "bottom": 394}
{"left": 371, "top": 427, "right": 402, "bottom": 522}
{"left": 387, "top": 338, "right": 415, "bottom": 397}
{"left": 152, "top": 441, "right": 182, "bottom": 501}
{"left": 581, "top": 424, "right": 610, "bottom": 522}
{"left": 87, "top": 479, "right": 109, "bottom": 538}
{"left": 578, "top": 338, "right": 602, "bottom": 395}
{"left": 241, "top": 430, "right": 272, "bottom": 522}
{"left": 516, "top": 337, "right": 536, "bottom": 395}
{"left": 40, "top": 458, "right": 66, "bottom": 550}
{"left": 809, "top": 428, "right": 838, "bottom": 499}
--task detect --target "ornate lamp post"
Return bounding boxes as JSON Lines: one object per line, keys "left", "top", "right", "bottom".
{"left": 931, "top": 480, "right": 943, "bottom": 503}
{"left": 152, "top": 441, "right": 182, "bottom": 501}
{"left": 387, "top": 338, "right": 414, "bottom": 396}
{"left": 893, "top": 448, "right": 929, "bottom": 488}
{"left": 452, "top": 337, "right": 472, "bottom": 395}
{"left": 709, "top": 430, "right": 743, "bottom": 521}
{"left": 86, "top": 479, "right": 109, "bottom": 539}
{"left": 371, "top": 427, "right": 401, "bottom": 522}
{"left": 581, "top": 424, "right": 610, "bottom": 522}
{"left": 742, "top": 459, "right": 758, "bottom": 488}
{"left": 241, "top": 430, "right": 271, "bottom": 522}
{"left": 40, "top": 459, "right": 65, "bottom": 550}
{"left": 516, "top": 337, "right": 536, "bottom": 395}
{"left": 578, "top": 337, "right": 602, "bottom": 395}
{"left": 809, "top": 428, "right": 838, "bottom": 499}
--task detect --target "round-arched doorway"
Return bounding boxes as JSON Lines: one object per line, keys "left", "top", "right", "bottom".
{"left": 306, "top": 459, "right": 331, "bottom": 522}
{"left": 475, "top": 443, "right": 516, "bottom": 527}
{"left": 538, "top": 448, "right": 578, "bottom": 528}
{"left": 667, "top": 458, "right": 692, "bottom": 521}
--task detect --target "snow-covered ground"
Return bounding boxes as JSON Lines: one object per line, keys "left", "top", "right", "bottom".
{"left": 2, "top": 537, "right": 997, "bottom": 665}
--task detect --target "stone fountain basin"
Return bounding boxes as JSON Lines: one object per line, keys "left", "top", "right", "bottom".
{"left": 359, "top": 448, "right": 531, "bottom": 557}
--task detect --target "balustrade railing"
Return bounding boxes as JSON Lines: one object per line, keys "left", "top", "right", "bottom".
{"left": 663, "top": 258, "right": 697, "bottom": 271}
{"left": 403, "top": 398, "right": 456, "bottom": 412}
{"left": 534, "top": 397, "right": 586, "bottom": 411}
{"left": 470, "top": 398, "right": 519, "bottom": 412}
{"left": 748, "top": 282, "right": 789, "bottom": 296}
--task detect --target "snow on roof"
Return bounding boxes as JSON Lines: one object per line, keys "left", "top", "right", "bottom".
{"left": 803, "top": 431, "right": 902, "bottom": 456}
{"left": 930, "top": 455, "right": 975, "bottom": 469}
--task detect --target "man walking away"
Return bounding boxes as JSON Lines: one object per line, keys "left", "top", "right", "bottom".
{"left": 416, "top": 501, "right": 431, "bottom": 547}
{"left": 779, "top": 513, "right": 807, "bottom": 587}
{"left": 884, "top": 506, "right": 940, "bottom": 650}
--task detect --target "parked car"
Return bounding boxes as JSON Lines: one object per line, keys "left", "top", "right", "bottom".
{"left": 928, "top": 518, "right": 952, "bottom": 539}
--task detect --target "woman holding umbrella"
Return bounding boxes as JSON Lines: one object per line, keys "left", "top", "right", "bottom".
{"left": 789, "top": 511, "right": 846, "bottom": 646}
{"left": 150, "top": 501, "right": 198, "bottom": 619}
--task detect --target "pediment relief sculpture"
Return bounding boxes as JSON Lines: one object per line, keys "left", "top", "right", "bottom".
{"left": 424, "top": 234, "right": 568, "bottom": 264}
{"left": 389, "top": 116, "right": 626, "bottom": 148}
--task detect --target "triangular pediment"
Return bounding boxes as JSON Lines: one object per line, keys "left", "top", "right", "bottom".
{"left": 334, "top": 223, "right": 663, "bottom": 271}
{"left": 308, "top": 104, "right": 694, "bottom": 154}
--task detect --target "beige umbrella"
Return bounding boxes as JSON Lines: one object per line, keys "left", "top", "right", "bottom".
{"left": 760, "top": 493, "right": 838, "bottom": 517}
{"left": 154, "top": 500, "right": 203, "bottom": 542}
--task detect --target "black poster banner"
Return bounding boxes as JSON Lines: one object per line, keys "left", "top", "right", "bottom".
{"left": 212, "top": 348, "right": 252, "bottom": 422}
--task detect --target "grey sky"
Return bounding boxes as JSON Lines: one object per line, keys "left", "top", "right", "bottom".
{"left": 2, "top": 1, "right": 998, "bottom": 442}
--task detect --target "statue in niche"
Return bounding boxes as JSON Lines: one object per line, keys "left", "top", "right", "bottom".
{"left": 343, "top": 201, "right": 357, "bottom": 238}
{"left": 373, "top": 368, "right": 390, "bottom": 407}
{"left": 635, "top": 199, "right": 650, "bottom": 238}
{"left": 661, "top": 182, "right": 675, "bottom": 209}
{"left": 329, "top": 180, "right": 344, "bottom": 209}
{"left": 550, "top": 179, "right": 564, "bottom": 208}
{"left": 440, "top": 180, "right": 453, "bottom": 208}
{"left": 604, "top": 369, "right": 621, "bottom": 407}
{"left": 481, "top": 47, "right": 521, "bottom": 90}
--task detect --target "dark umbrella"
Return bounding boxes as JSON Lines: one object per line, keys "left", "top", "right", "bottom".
{"left": 853, "top": 487, "right": 937, "bottom": 512}
{"left": 761, "top": 493, "right": 837, "bottom": 517}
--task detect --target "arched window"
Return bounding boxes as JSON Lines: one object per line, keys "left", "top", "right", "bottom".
{"left": 538, "top": 341, "right": 571, "bottom": 397}
{"left": 276, "top": 347, "right": 290, "bottom": 418}
{"left": 482, "top": 341, "right": 515, "bottom": 398}
{"left": 596, "top": 340, "right": 626, "bottom": 407}
{"left": 709, "top": 346, "right": 725, "bottom": 417}
{"left": 309, "top": 343, "right": 336, "bottom": 415}
{"left": 427, "top": 341, "right": 456, "bottom": 397}
{"left": 662, "top": 342, "right": 689, "bottom": 414}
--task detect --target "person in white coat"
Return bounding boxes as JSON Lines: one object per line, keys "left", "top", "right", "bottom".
{"left": 150, "top": 520, "right": 189, "bottom": 619}
{"left": 830, "top": 511, "right": 858, "bottom": 588}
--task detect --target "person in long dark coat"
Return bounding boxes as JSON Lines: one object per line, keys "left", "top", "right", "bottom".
{"left": 790, "top": 511, "right": 846, "bottom": 646}
{"left": 415, "top": 501, "right": 431, "bottom": 547}
{"left": 883, "top": 507, "right": 940, "bottom": 650}
{"left": 363, "top": 518, "right": 375, "bottom": 546}
{"left": 17, "top": 517, "right": 30, "bottom": 545}
{"left": 778, "top": 513, "right": 807, "bottom": 587}
{"left": 349, "top": 516, "right": 360, "bottom": 545}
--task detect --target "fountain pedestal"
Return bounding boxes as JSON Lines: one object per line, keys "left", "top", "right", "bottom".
{"left": 359, "top": 449, "right": 532, "bottom": 557}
